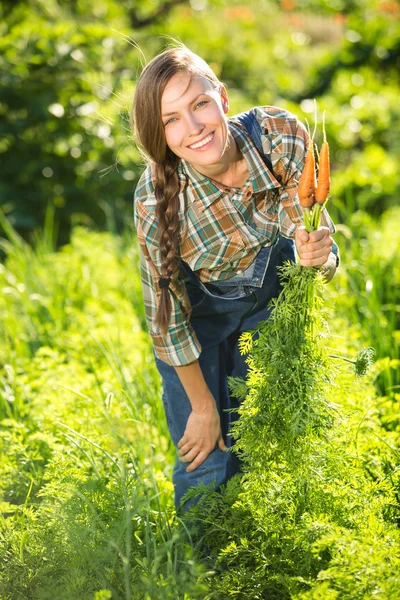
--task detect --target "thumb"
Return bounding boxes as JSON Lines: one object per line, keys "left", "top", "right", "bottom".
{"left": 297, "top": 225, "right": 309, "bottom": 244}
{"left": 218, "top": 434, "right": 228, "bottom": 452}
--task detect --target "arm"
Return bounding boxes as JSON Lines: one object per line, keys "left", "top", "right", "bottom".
{"left": 134, "top": 191, "right": 202, "bottom": 366}
{"left": 134, "top": 189, "right": 226, "bottom": 470}
{"left": 174, "top": 360, "right": 215, "bottom": 411}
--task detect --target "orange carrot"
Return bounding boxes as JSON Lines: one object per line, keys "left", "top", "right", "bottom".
{"left": 315, "top": 112, "right": 330, "bottom": 205}
{"left": 298, "top": 142, "right": 315, "bottom": 209}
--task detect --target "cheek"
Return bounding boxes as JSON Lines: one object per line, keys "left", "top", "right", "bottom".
{"left": 207, "top": 104, "right": 225, "bottom": 124}
{"left": 165, "top": 127, "right": 181, "bottom": 150}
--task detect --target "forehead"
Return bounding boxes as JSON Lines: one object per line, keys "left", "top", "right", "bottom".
{"left": 161, "top": 73, "right": 216, "bottom": 109}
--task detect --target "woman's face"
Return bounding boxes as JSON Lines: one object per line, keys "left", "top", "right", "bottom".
{"left": 161, "top": 72, "right": 229, "bottom": 169}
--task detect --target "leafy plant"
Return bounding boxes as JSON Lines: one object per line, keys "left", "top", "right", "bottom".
{"left": 181, "top": 258, "right": 400, "bottom": 599}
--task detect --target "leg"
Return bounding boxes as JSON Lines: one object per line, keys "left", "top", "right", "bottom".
{"left": 154, "top": 340, "right": 245, "bottom": 513}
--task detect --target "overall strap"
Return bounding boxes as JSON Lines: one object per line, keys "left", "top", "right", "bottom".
{"left": 179, "top": 110, "right": 295, "bottom": 280}
{"left": 234, "top": 110, "right": 296, "bottom": 256}
{"left": 234, "top": 111, "right": 274, "bottom": 174}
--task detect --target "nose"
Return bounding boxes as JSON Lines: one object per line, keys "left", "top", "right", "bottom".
{"left": 185, "top": 112, "right": 204, "bottom": 138}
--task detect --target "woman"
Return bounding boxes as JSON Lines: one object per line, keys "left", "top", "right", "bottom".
{"left": 131, "top": 44, "right": 339, "bottom": 513}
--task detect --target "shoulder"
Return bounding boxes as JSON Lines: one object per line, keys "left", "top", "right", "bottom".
{"left": 251, "top": 105, "right": 300, "bottom": 131}
{"left": 134, "top": 163, "right": 187, "bottom": 211}
{"left": 255, "top": 106, "right": 309, "bottom": 153}
{"left": 133, "top": 166, "right": 159, "bottom": 245}
{"left": 255, "top": 107, "right": 309, "bottom": 172}
{"left": 231, "top": 105, "right": 308, "bottom": 147}
{"left": 133, "top": 164, "right": 186, "bottom": 246}
{"left": 134, "top": 165, "right": 157, "bottom": 209}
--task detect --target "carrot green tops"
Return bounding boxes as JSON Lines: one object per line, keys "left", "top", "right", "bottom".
{"left": 134, "top": 106, "right": 338, "bottom": 367}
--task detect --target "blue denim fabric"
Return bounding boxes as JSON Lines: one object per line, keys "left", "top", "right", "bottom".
{"left": 154, "top": 236, "right": 296, "bottom": 513}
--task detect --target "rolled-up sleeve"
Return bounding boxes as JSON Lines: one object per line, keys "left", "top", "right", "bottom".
{"left": 133, "top": 189, "right": 202, "bottom": 366}
{"left": 267, "top": 113, "right": 338, "bottom": 256}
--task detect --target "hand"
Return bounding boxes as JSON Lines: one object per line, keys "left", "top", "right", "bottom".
{"left": 295, "top": 225, "right": 333, "bottom": 267}
{"left": 177, "top": 405, "right": 228, "bottom": 473}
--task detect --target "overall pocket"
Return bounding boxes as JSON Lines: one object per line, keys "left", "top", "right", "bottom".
{"left": 279, "top": 237, "right": 296, "bottom": 264}
{"left": 185, "top": 279, "right": 207, "bottom": 310}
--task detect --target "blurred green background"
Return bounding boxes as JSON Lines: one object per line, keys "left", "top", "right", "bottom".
{"left": 1, "top": 0, "right": 399, "bottom": 244}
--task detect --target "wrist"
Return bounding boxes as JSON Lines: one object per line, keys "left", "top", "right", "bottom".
{"left": 192, "top": 393, "right": 217, "bottom": 413}
{"left": 319, "top": 252, "right": 338, "bottom": 283}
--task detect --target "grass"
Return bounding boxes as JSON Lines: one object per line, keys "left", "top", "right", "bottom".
{"left": 0, "top": 207, "right": 399, "bottom": 599}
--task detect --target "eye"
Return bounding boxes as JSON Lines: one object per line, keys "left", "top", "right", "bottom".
{"left": 163, "top": 101, "right": 209, "bottom": 126}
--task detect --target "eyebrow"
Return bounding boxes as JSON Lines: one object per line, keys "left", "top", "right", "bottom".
{"left": 161, "top": 93, "right": 206, "bottom": 118}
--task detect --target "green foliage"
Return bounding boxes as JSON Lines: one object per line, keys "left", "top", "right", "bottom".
{"left": 182, "top": 245, "right": 400, "bottom": 598}
{"left": 0, "top": 10, "right": 139, "bottom": 243}
{"left": 1, "top": 0, "right": 400, "bottom": 579}
{"left": 328, "top": 206, "right": 400, "bottom": 397}
{"left": 231, "top": 265, "right": 335, "bottom": 462}
{"left": 353, "top": 347, "right": 375, "bottom": 377}
{"left": 0, "top": 207, "right": 400, "bottom": 597}
{"left": 0, "top": 220, "right": 210, "bottom": 599}
{"left": 1, "top": 0, "right": 399, "bottom": 242}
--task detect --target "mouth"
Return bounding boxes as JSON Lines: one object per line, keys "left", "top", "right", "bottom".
{"left": 187, "top": 132, "right": 215, "bottom": 151}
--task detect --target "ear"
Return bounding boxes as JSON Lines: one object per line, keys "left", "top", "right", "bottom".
{"left": 219, "top": 83, "right": 229, "bottom": 114}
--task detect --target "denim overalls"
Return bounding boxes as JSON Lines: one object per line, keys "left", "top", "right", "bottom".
{"left": 154, "top": 235, "right": 296, "bottom": 512}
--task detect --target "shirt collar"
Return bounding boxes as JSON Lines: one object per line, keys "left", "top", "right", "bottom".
{"left": 177, "top": 160, "right": 225, "bottom": 210}
{"left": 229, "top": 121, "right": 282, "bottom": 192}
{"left": 177, "top": 119, "right": 282, "bottom": 211}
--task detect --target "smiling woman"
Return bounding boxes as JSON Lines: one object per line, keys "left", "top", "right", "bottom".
{"left": 130, "top": 43, "right": 339, "bottom": 514}
{"left": 161, "top": 74, "right": 248, "bottom": 186}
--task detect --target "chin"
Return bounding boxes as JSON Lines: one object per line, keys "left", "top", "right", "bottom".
{"left": 187, "top": 144, "right": 223, "bottom": 163}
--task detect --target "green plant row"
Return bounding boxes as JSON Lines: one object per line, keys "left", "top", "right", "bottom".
{"left": 0, "top": 207, "right": 399, "bottom": 598}
{"left": 0, "top": 222, "right": 211, "bottom": 599}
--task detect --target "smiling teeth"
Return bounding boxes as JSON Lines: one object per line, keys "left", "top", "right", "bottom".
{"left": 189, "top": 133, "right": 213, "bottom": 149}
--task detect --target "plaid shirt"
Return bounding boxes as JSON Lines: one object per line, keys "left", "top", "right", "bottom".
{"left": 134, "top": 105, "right": 338, "bottom": 366}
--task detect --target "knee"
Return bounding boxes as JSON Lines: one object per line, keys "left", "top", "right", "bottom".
{"left": 173, "top": 447, "right": 242, "bottom": 513}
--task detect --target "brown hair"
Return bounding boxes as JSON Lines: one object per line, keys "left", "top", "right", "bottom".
{"left": 131, "top": 44, "right": 222, "bottom": 335}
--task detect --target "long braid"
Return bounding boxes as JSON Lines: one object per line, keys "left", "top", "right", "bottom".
{"left": 131, "top": 45, "right": 222, "bottom": 336}
{"left": 153, "top": 154, "right": 190, "bottom": 334}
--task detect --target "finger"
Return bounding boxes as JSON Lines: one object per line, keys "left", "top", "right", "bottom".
{"left": 299, "top": 247, "right": 332, "bottom": 261}
{"left": 218, "top": 436, "right": 228, "bottom": 451}
{"left": 177, "top": 441, "right": 193, "bottom": 456}
{"left": 298, "top": 239, "right": 333, "bottom": 255}
{"left": 177, "top": 436, "right": 188, "bottom": 449}
{"left": 186, "top": 451, "right": 209, "bottom": 473}
{"left": 300, "top": 255, "right": 331, "bottom": 267}
{"left": 179, "top": 447, "right": 199, "bottom": 463}
{"left": 296, "top": 226, "right": 309, "bottom": 244}
{"left": 178, "top": 442, "right": 197, "bottom": 458}
{"left": 308, "top": 227, "right": 330, "bottom": 242}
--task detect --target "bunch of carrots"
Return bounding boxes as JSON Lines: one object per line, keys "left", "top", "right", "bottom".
{"left": 298, "top": 107, "right": 330, "bottom": 232}
{"left": 297, "top": 109, "right": 376, "bottom": 374}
